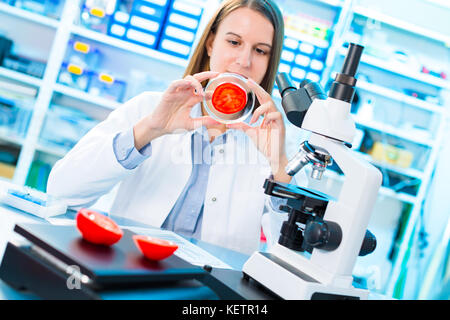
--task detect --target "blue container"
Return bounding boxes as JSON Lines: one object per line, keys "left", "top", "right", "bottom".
{"left": 80, "top": 0, "right": 117, "bottom": 34}
{"left": 157, "top": 1, "right": 204, "bottom": 59}
{"left": 128, "top": 13, "right": 163, "bottom": 35}
{"left": 40, "top": 104, "right": 99, "bottom": 150}
{"left": 170, "top": 0, "right": 203, "bottom": 19}
{"left": 283, "top": 36, "right": 299, "bottom": 51}
{"left": 280, "top": 49, "right": 296, "bottom": 64}
{"left": 64, "top": 39, "right": 102, "bottom": 72}
{"left": 58, "top": 62, "right": 92, "bottom": 91}
{"left": 313, "top": 47, "right": 327, "bottom": 61}
{"left": 290, "top": 66, "right": 306, "bottom": 83}
{"left": 87, "top": 71, "right": 126, "bottom": 102}
{"left": 132, "top": 0, "right": 169, "bottom": 21}
{"left": 165, "top": 6, "right": 201, "bottom": 31}
{"left": 124, "top": 27, "right": 158, "bottom": 48}
{"left": 158, "top": 36, "right": 192, "bottom": 59}
{"left": 108, "top": 22, "right": 127, "bottom": 39}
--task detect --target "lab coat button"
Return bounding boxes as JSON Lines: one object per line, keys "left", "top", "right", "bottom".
{"left": 211, "top": 197, "right": 217, "bottom": 202}
{"left": 219, "top": 149, "right": 224, "bottom": 154}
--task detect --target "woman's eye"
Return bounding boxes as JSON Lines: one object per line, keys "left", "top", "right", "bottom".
{"left": 228, "top": 40, "right": 240, "bottom": 46}
{"left": 255, "top": 48, "right": 267, "bottom": 55}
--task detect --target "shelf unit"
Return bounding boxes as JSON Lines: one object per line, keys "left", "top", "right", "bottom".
{"left": 0, "top": 0, "right": 449, "bottom": 299}
{"left": 0, "top": 66, "right": 43, "bottom": 87}
{"left": 70, "top": 25, "right": 188, "bottom": 68}
{"left": 1, "top": 0, "right": 212, "bottom": 184}
{"left": 0, "top": 2, "right": 60, "bottom": 29}
{"left": 340, "top": 0, "right": 449, "bottom": 299}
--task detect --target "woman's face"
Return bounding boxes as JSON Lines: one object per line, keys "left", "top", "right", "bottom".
{"left": 206, "top": 7, "right": 274, "bottom": 85}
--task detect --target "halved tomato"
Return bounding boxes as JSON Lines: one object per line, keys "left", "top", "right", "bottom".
{"left": 76, "top": 209, "right": 123, "bottom": 246}
{"left": 212, "top": 82, "right": 247, "bottom": 114}
{"left": 133, "top": 235, "right": 178, "bottom": 261}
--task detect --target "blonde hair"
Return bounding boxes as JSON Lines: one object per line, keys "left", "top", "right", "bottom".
{"left": 183, "top": 0, "right": 284, "bottom": 99}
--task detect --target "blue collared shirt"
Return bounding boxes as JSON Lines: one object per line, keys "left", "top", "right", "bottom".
{"left": 112, "top": 105, "right": 286, "bottom": 239}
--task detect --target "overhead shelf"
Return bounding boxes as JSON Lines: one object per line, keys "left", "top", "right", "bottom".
{"left": 316, "top": 0, "right": 343, "bottom": 8}
{"left": 70, "top": 26, "right": 188, "bottom": 69}
{"left": 0, "top": 129, "right": 24, "bottom": 147}
{"left": 338, "top": 48, "right": 450, "bottom": 90}
{"left": 356, "top": 80, "right": 445, "bottom": 114}
{"left": 324, "top": 168, "right": 417, "bottom": 204}
{"left": 355, "top": 151, "right": 424, "bottom": 180}
{"left": 354, "top": 116, "right": 435, "bottom": 147}
{"left": 0, "top": 2, "right": 59, "bottom": 29}
{"left": 352, "top": 5, "right": 450, "bottom": 46}
{"left": 0, "top": 67, "right": 43, "bottom": 88}
{"left": 35, "top": 142, "right": 68, "bottom": 158}
{"left": 53, "top": 83, "right": 122, "bottom": 110}
{"left": 284, "top": 28, "right": 330, "bottom": 49}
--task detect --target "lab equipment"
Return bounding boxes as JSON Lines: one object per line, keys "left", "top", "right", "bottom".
{"left": 242, "top": 43, "right": 382, "bottom": 299}
{"left": 80, "top": 0, "right": 117, "bottom": 34}
{"left": 88, "top": 71, "right": 126, "bottom": 102}
{"left": 369, "top": 141, "right": 414, "bottom": 169}
{"left": 64, "top": 40, "right": 102, "bottom": 72}
{"left": 0, "top": 89, "right": 34, "bottom": 137}
{"left": 2, "top": 54, "right": 46, "bottom": 79}
{"left": 203, "top": 73, "right": 255, "bottom": 124}
{"left": 0, "top": 182, "right": 67, "bottom": 218}
{"left": 0, "top": 223, "right": 209, "bottom": 299}
{"left": 40, "top": 104, "right": 99, "bottom": 150}
{"left": 58, "top": 62, "right": 91, "bottom": 91}
{"left": 0, "top": 36, "right": 13, "bottom": 66}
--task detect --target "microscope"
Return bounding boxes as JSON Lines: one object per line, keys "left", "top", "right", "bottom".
{"left": 242, "top": 43, "right": 382, "bottom": 300}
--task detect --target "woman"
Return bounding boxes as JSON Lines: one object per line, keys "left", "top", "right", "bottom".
{"left": 48, "top": 0, "right": 301, "bottom": 255}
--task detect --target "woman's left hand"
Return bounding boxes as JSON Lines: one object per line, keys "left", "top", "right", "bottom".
{"left": 226, "top": 79, "right": 292, "bottom": 183}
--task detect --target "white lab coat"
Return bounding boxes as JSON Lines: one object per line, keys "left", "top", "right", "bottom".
{"left": 47, "top": 91, "right": 297, "bottom": 255}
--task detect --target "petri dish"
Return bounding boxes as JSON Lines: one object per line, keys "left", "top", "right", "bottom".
{"left": 203, "top": 73, "right": 255, "bottom": 124}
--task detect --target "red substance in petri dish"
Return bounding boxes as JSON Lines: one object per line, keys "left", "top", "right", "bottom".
{"left": 211, "top": 82, "right": 247, "bottom": 114}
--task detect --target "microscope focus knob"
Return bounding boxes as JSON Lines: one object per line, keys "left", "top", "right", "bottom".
{"left": 304, "top": 220, "right": 342, "bottom": 251}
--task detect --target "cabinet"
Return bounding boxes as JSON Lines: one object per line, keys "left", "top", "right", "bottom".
{"left": 327, "top": 0, "right": 449, "bottom": 299}
{"left": 0, "top": 0, "right": 448, "bottom": 299}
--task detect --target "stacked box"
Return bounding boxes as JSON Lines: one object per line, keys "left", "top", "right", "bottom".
{"left": 157, "top": 0, "right": 203, "bottom": 59}
{"left": 88, "top": 71, "right": 127, "bottom": 102}
{"left": 39, "top": 104, "right": 99, "bottom": 150}
{"left": 108, "top": 0, "right": 171, "bottom": 49}
{"left": 80, "top": 0, "right": 118, "bottom": 34}
{"left": 278, "top": 35, "right": 328, "bottom": 88}
{"left": 58, "top": 40, "right": 102, "bottom": 91}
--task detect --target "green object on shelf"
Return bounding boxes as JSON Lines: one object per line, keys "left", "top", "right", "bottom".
{"left": 26, "top": 160, "right": 51, "bottom": 192}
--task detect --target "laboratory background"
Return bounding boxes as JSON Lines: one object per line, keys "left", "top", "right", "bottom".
{"left": 0, "top": 0, "right": 449, "bottom": 300}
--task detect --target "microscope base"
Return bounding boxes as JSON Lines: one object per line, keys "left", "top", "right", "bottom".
{"left": 242, "top": 251, "right": 369, "bottom": 300}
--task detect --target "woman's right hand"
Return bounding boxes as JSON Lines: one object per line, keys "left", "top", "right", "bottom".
{"left": 133, "top": 71, "right": 219, "bottom": 149}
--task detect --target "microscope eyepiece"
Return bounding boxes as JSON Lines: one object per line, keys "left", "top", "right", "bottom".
{"left": 341, "top": 43, "right": 364, "bottom": 78}
{"left": 329, "top": 43, "right": 364, "bottom": 103}
{"left": 276, "top": 72, "right": 296, "bottom": 97}
{"left": 300, "top": 79, "right": 327, "bottom": 101}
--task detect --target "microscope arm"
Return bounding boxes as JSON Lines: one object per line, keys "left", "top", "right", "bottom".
{"left": 307, "top": 133, "right": 382, "bottom": 278}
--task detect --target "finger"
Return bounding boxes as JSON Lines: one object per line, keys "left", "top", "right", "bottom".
{"left": 260, "top": 112, "right": 283, "bottom": 129}
{"left": 184, "top": 75, "right": 204, "bottom": 96}
{"left": 250, "top": 102, "right": 273, "bottom": 124}
{"left": 192, "top": 71, "right": 220, "bottom": 83}
{"left": 246, "top": 78, "right": 272, "bottom": 104}
{"left": 263, "top": 111, "right": 283, "bottom": 124}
